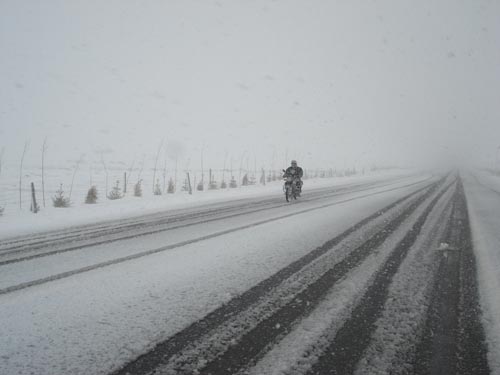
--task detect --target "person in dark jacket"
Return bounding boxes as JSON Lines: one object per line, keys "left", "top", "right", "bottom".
{"left": 283, "top": 160, "right": 303, "bottom": 193}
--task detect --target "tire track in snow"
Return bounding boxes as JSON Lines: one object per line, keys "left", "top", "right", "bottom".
{"left": 305, "top": 178, "right": 454, "bottom": 375}
{"left": 413, "top": 178, "right": 490, "bottom": 375}
{"left": 0, "top": 179, "right": 398, "bottom": 251}
{"left": 0, "top": 179, "right": 437, "bottom": 296}
{"left": 194, "top": 178, "right": 449, "bottom": 375}
{"left": 350, "top": 180, "right": 456, "bottom": 375}
{"left": 0, "top": 177, "right": 431, "bottom": 265}
{"left": 110, "top": 178, "right": 445, "bottom": 375}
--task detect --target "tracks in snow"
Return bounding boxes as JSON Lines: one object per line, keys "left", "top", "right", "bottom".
{"left": 0, "top": 176, "right": 432, "bottom": 295}
{"left": 112, "top": 175, "right": 482, "bottom": 375}
{"left": 412, "top": 179, "right": 490, "bottom": 375}
{"left": 2, "top": 173, "right": 490, "bottom": 374}
{"left": 0, "top": 178, "right": 413, "bottom": 256}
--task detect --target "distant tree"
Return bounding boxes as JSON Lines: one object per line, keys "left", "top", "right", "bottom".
{"left": 167, "top": 177, "right": 175, "bottom": 193}
{"left": 242, "top": 174, "right": 249, "bottom": 186}
{"left": 69, "top": 155, "right": 84, "bottom": 201}
{"left": 174, "top": 157, "right": 178, "bottom": 193}
{"left": 221, "top": 151, "right": 228, "bottom": 189}
{"left": 19, "top": 141, "right": 29, "bottom": 210}
{"left": 0, "top": 206, "right": 4, "bottom": 216}
{"left": 85, "top": 186, "right": 98, "bottom": 204}
{"left": 134, "top": 179, "right": 143, "bottom": 197}
{"left": 162, "top": 147, "right": 168, "bottom": 193}
{"left": 260, "top": 169, "right": 266, "bottom": 185}
{"left": 229, "top": 176, "right": 237, "bottom": 188}
{"left": 126, "top": 157, "right": 136, "bottom": 193}
{"left": 100, "top": 153, "right": 109, "bottom": 197}
{"left": 152, "top": 139, "right": 164, "bottom": 194}
{"left": 136, "top": 155, "right": 146, "bottom": 181}
{"left": 208, "top": 169, "right": 218, "bottom": 190}
{"left": 154, "top": 178, "right": 162, "bottom": 195}
{"left": 197, "top": 180, "right": 204, "bottom": 191}
{"left": 108, "top": 180, "right": 123, "bottom": 200}
{"left": 52, "top": 184, "right": 70, "bottom": 208}
{"left": 41, "top": 138, "right": 48, "bottom": 207}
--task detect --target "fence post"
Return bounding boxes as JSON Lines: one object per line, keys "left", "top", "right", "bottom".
{"left": 30, "top": 182, "right": 38, "bottom": 213}
{"left": 187, "top": 172, "right": 192, "bottom": 195}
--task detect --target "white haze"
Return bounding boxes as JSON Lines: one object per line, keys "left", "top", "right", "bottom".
{"left": 1, "top": 0, "right": 499, "bottom": 171}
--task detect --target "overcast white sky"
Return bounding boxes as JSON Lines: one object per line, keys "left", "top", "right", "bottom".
{"left": 1, "top": 0, "right": 499, "bottom": 171}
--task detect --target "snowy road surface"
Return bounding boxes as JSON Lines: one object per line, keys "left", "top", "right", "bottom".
{"left": 0, "top": 172, "right": 496, "bottom": 374}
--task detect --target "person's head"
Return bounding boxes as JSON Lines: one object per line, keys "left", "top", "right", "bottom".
{"left": 291, "top": 160, "right": 297, "bottom": 167}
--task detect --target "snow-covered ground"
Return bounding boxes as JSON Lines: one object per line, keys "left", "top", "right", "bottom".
{"left": 1, "top": 170, "right": 498, "bottom": 375}
{"left": 463, "top": 170, "right": 500, "bottom": 374}
{"left": 0, "top": 171, "right": 433, "bottom": 375}
{"left": 0, "top": 168, "right": 414, "bottom": 240}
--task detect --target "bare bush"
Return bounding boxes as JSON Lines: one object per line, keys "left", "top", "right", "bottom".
{"left": 134, "top": 180, "right": 143, "bottom": 197}
{"left": 167, "top": 177, "right": 175, "bottom": 193}
{"left": 53, "top": 184, "right": 70, "bottom": 208}
{"left": 154, "top": 179, "right": 162, "bottom": 195}
{"left": 229, "top": 177, "right": 237, "bottom": 188}
{"left": 85, "top": 186, "right": 98, "bottom": 204}
{"left": 19, "top": 141, "right": 29, "bottom": 209}
{"left": 108, "top": 180, "right": 123, "bottom": 200}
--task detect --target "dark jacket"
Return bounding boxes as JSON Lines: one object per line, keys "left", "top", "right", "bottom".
{"left": 284, "top": 166, "right": 303, "bottom": 179}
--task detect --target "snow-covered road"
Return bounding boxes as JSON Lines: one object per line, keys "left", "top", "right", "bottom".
{"left": 463, "top": 171, "right": 500, "bottom": 374}
{"left": 0, "top": 172, "right": 495, "bottom": 375}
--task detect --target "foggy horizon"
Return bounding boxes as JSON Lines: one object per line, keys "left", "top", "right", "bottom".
{"left": 1, "top": 0, "right": 500, "bottom": 171}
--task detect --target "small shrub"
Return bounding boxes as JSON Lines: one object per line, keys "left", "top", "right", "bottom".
{"left": 0, "top": 206, "right": 4, "bottom": 216}
{"left": 154, "top": 179, "right": 162, "bottom": 195}
{"left": 220, "top": 181, "right": 227, "bottom": 189}
{"left": 53, "top": 184, "right": 70, "bottom": 207}
{"left": 241, "top": 174, "right": 249, "bottom": 186}
{"left": 134, "top": 180, "right": 143, "bottom": 197}
{"left": 229, "top": 177, "right": 237, "bottom": 188}
{"left": 167, "top": 177, "right": 175, "bottom": 193}
{"left": 108, "top": 180, "right": 123, "bottom": 200}
{"left": 197, "top": 181, "right": 204, "bottom": 191}
{"left": 85, "top": 186, "right": 98, "bottom": 204}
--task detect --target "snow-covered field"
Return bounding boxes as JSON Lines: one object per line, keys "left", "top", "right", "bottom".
{"left": 0, "top": 167, "right": 410, "bottom": 239}
{"left": 0, "top": 170, "right": 498, "bottom": 375}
